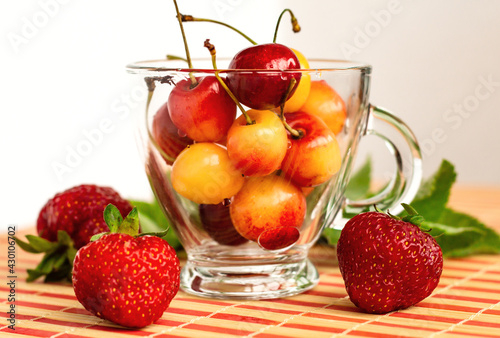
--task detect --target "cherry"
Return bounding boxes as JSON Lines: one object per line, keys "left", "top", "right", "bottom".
{"left": 281, "top": 48, "right": 311, "bottom": 113}
{"left": 229, "top": 175, "right": 306, "bottom": 249}
{"left": 151, "top": 102, "right": 193, "bottom": 164}
{"left": 227, "top": 43, "right": 302, "bottom": 110}
{"left": 226, "top": 109, "right": 288, "bottom": 177}
{"left": 171, "top": 143, "right": 245, "bottom": 205}
{"left": 258, "top": 226, "right": 300, "bottom": 251}
{"left": 281, "top": 111, "right": 342, "bottom": 187}
{"left": 199, "top": 203, "right": 248, "bottom": 246}
{"left": 167, "top": 76, "right": 236, "bottom": 142}
{"left": 300, "top": 80, "right": 347, "bottom": 135}
{"left": 167, "top": 1, "right": 236, "bottom": 143}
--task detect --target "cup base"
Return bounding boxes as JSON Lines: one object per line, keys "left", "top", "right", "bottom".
{"left": 179, "top": 258, "right": 319, "bottom": 300}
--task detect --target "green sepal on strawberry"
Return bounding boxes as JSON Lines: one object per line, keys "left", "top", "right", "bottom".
{"left": 337, "top": 204, "right": 443, "bottom": 314}
{"left": 72, "top": 204, "right": 180, "bottom": 328}
{"left": 14, "top": 230, "right": 77, "bottom": 282}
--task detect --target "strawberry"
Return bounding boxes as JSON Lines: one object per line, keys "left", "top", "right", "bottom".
{"left": 336, "top": 204, "right": 443, "bottom": 314}
{"left": 37, "top": 184, "right": 133, "bottom": 248}
{"left": 15, "top": 184, "right": 133, "bottom": 282}
{"left": 72, "top": 204, "right": 180, "bottom": 328}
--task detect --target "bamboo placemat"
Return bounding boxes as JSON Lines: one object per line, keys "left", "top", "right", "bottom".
{"left": 1, "top": 186, "right": 500, "bottom": 337}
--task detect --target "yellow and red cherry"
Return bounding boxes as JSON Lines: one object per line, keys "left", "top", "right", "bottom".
{"left": 227, "top": 43, "right": 302, "bottom": 110}
{"left": 281, "top": 48, "right": 311, "bottom": 113}
{"left": 300, "top": 80, "right": 347, "bottom": 135}
{"left": 171, "top": 143, "right": 244, "bottom": 205}
{"left": 226, "top": 109, "right": 288, "bottom": 177}
{"left": 151, "top": 102, "right": 194, "bottom": 165}
{"left": 167, "top": 76, "right": 236, "bottom": 142}
{"left": 199, "top": 203, "right": 248, "bottom": 246}
{"left": 230, "top": 175, "right": 306, "bottom": 250}
{"left": 281, "top": 112, "right": 342, "bottom": 187}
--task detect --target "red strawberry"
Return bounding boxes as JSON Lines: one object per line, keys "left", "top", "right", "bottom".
{"left": 72, "top": 204, "right": 180, "bottom": 328}
{"left": 336, "top": 204, "right": 443, "bottom": 314}
{"left": 15, "top": 184, "right": 134, "bottom": 282}
{"left": 37, "top": 184, "right": 133, "bottom": 248}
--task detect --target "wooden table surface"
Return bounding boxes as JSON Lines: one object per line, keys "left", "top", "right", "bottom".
{"left": 1, "top": 186, "right": 500, "bottom": 338}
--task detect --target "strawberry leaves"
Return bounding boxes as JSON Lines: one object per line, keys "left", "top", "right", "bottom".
{"left": 91, "top": 204, "right": 141, "bottom": 241}
{"left": 130, "top": 198, "right": 182, "bottom": 250}
{"left": 15, "top": 230, "right": 76, "bottom": 282}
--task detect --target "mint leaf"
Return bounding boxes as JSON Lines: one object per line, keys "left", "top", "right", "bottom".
{"left": 322, "top": 228, "right": 342, "bottom": 246}
{"left": 409, "top": 159, "right": 456, "bottom": 222}
{"left": 431, "top": 208, "right": 500, "bottom": 257}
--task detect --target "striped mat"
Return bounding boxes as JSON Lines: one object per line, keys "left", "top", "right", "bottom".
{"left": 1, "top": 186, "right": 500, "bottom": 337}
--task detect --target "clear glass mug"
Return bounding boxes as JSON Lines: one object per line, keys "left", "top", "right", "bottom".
{"left": 126, "top": 59, "right": 422, "bottom": 300}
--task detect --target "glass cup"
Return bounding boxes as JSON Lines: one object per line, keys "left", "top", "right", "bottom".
{"left": 126, "top": 59, "right": 422, "bottom": 300}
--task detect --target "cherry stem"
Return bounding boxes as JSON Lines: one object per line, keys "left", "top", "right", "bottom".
{"left": 204, "top": 39, "right": 254, "bottom": 125}
{"left": 172, "top": 0, "right": 197, "bottom": 86}
{"left": 166, "top": 54, "right": 188, "bottom": 63}
{"left": 273, "top": 8, "right": 301, "bottom": 43}
{"left": 279, "top": 78, "right": 302, "bottom": 138}
{"left": 182, "top": 14, "right": 258, "bottom": 45}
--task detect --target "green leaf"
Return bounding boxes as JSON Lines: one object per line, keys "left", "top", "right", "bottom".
{"left": 130, "top": 198, "right": 182, "bottom": 250}
{"left": 66, "top": 246, "right": 77, "bottom": 264}
{"left": 138, "top": 229, "right": 170, "bottom": 238}
{"left": 432, "top": 208, "right": 500, "bottom": 257}
{"left": 90, "top": 232, "right": 107, "bottom": 242}
{"left": 409, "top": 159, "right": 456, "bottom": 222}
{"left": 103, "top": 204, "right": 124, "bottom": 232}
{"left": 426, "top": 221, "right": 484, "bottom": 236}
{"left": 322, "top": 228, "right": 342, "bottom": 246}
{"left": 26, "top": 269, "right": 45, "bottom": 282}
{"left": 18, "top": 232, "right": 76, "bottom": 283}
{"left": 25, "top": 235, "right": 58, "bottom": 253}
{"left": 57, "top": 230, "right": 73, "bottom": 246}
{"left": 53, "top": 251, "right": 68, "bottom": 269}
{"left": 14, "top": 236, "right": 40, "bottom": 254}
{"left": 345, "top": 157, "right": 372, "bottom": 201}
{"left": 117, "top": 207, "right": 140, "bottom": 237}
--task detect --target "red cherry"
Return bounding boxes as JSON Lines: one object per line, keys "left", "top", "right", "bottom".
{"left": 167, "top": 76, "right": 236, "bottom": 142}
{"left": 230, "top": 175, "right": 306, "bottom": 249}
{"left": 226, "top": 109, "right": 288, "bottom": 177}
{"left": 258, "top": 226, "right": 300, "bottom": 251}
{"left": 199, "top": 203, "right": 248, "bottom": 246}
{"left": 152, "top": 102, "right": 194, "bottom": 165}
{"left": 227, "top": 43, "right": 301, "bottom": 110}
{"left": 281, "top": 112, "right": 342, "bottom": 187}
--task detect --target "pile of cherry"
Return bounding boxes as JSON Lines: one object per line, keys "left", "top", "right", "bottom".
{"left": 151, "top": 7, "right": 347, "bottom": 251}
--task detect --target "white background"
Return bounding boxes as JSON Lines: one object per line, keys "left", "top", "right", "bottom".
{"left": 2, "top": 0, "right": 499, "bottom": 231}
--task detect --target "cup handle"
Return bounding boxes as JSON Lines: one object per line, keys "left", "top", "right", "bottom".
{"left": 332, "top": 104, "right": 423, "bottom": 229}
